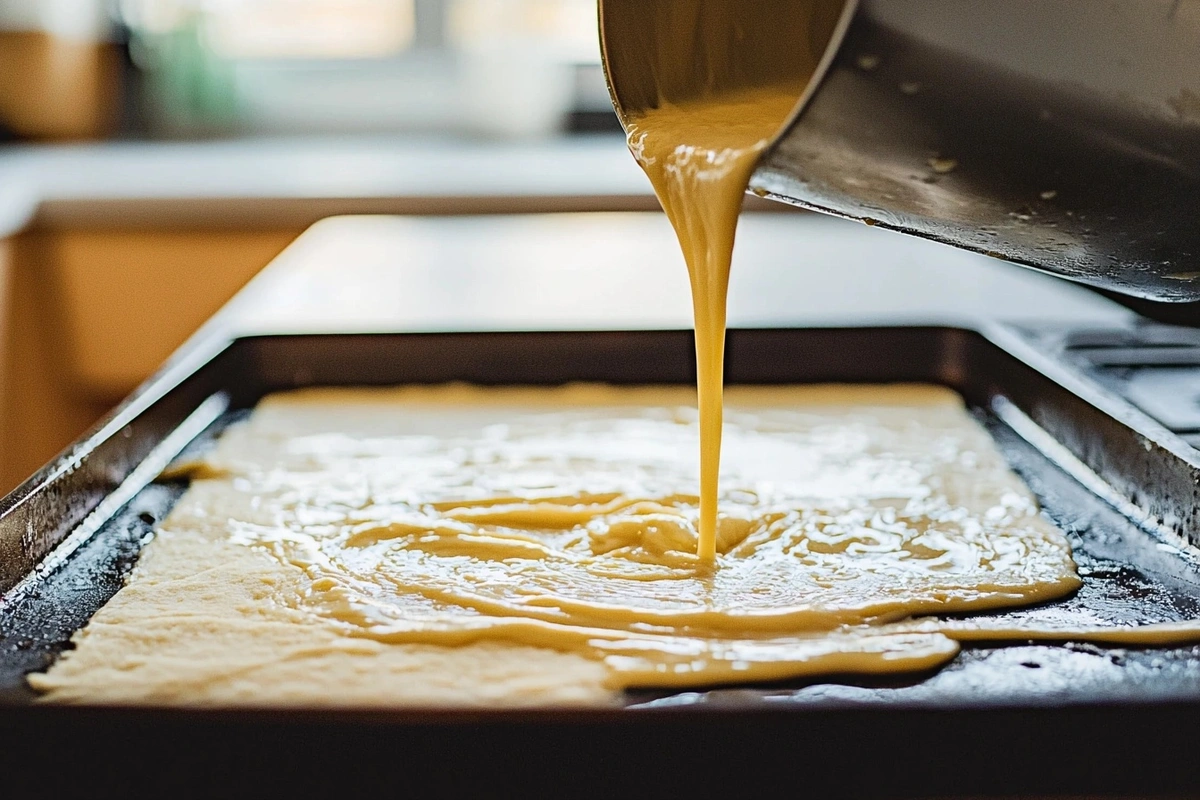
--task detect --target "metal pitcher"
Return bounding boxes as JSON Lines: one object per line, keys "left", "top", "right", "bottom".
{"left": 599, "top": 0, "right": 1200, "bottom": 307}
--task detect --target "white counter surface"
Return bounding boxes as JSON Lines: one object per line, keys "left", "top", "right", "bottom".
{"left": 222, "top": 212, "right": 1128, "bottom": 337}
{"left": 0, "top": 135, "right": 657, "bottom": 234}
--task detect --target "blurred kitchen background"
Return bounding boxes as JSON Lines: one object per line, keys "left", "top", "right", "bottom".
{"left": 0, "top": 0, "right": 648, "bottom": 492}
{"left": 0, "top": 0, "right": 1122, "bottom": 495}
{"left": 0, "top": 0, "right": 615, "bottom": 140}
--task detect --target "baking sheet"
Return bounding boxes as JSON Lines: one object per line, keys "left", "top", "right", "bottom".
{"left": 3, "top": 325, "right": 1200, "bottom": 795}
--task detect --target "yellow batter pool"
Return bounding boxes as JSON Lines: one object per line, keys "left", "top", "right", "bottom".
{"left": 38, "top": 382, "right": 1200, "bottom": 706}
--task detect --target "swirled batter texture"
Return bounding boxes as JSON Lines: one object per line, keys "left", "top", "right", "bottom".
{"left": 32, "top": 383, "right": 1136, "bottom": 706}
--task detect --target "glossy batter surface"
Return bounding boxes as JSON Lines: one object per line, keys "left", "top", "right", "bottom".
{"left": 31, "top": 383, "right": 1136, "bottom": 704}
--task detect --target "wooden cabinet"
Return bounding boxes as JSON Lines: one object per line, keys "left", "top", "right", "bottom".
{"left": 0, "top": 227, "right": 300, "bottom": 492}
{"left": 0, "top": 32, "right": 119, "bottom": 140}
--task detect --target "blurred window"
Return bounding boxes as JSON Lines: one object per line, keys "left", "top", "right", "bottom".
{"left": 116, "top": 0, "right": 612, "bottom": 138}
{"left": 206, "top": 0, "right": 416, "bottom": 60}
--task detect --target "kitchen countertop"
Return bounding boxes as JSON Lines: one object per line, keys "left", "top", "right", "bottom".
{"left": 0, "top": 133, "right": 1143, "bottom": 330}
{"left": 0, "top": 135, "right": 662, "bottom": 234}
{"left": 216, "top": 211, "right": 1128, "bottom": 338}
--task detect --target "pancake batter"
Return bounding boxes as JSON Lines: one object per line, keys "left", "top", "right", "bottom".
{"left": 36, "top": 382, "right": 1200, "bottom": 706}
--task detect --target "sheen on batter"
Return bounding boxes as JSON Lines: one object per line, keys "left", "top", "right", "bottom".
{"left": 32, "top": 383, "right": 1118, "bottom": 703}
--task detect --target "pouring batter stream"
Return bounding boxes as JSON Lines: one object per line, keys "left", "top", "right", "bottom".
{"left": 626, "top": 86, "right": 801, "bottom": 561}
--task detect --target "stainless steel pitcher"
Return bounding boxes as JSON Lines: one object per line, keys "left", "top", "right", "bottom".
{"left": 599, "top": 0, "right": 1200, "bottom": 306}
